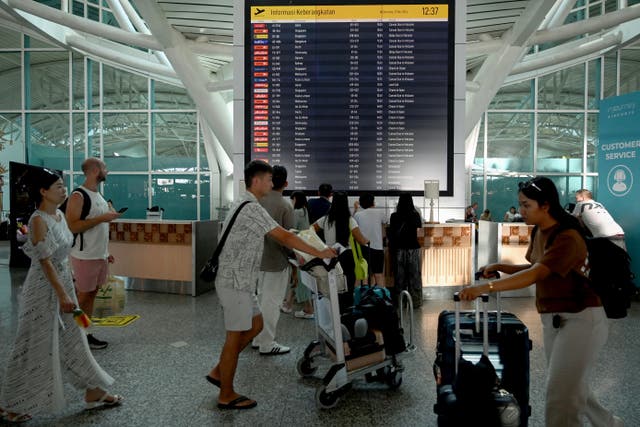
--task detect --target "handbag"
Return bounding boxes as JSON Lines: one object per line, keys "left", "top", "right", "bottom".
{"left": 199, "top": 201, "right": 251, "bottom": 282}
{"left": 349, "top": 232, "right": 369, "bottom": 281}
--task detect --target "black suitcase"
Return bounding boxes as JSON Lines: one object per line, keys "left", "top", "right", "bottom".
{"left": 434, "top": 293, "right": 532, "bottom": 427}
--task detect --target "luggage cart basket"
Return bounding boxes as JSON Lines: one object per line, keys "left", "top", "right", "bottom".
{"left": 292, "top": 258, "right": 415, "bottom": 409}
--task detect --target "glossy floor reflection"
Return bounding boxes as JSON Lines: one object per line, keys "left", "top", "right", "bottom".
{"left": 0, "top": 257, "right": 638, "bottom": 426}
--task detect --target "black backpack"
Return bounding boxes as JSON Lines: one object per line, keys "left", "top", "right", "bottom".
{"left": 351, "top": 286, "right": 406, "bottom": 355}
{"left": 59, "top": 187, "right": 92, "bottom": 251}
{"left": 532, "top": 226, "right": 636, "bottom": 319}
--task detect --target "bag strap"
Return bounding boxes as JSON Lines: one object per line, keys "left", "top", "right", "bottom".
{"left": 207, "top": 201, "right": 251, "bottom": 261}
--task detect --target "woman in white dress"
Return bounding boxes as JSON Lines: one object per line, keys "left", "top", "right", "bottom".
{"left": 0, "top": 169, "right": 122, "bottom": 423}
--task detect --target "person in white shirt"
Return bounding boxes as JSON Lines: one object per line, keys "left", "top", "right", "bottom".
{"left": 353, "top": 194, "right": 386, "bottom": 286}
{"left": 66, "top": 158, "right": 122, "bottom": 350}
{"left": 572, "top": 189, "right": 626, "bottom": 250}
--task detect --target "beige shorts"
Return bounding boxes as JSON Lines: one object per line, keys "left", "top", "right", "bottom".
{"left": 216, "top": 286, "right": 261, "bottom": 331}
{"left": 71, "top": 257, "right": 108, "bottom": 293}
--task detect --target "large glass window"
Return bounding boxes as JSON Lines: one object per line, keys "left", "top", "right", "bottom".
{"left": 199, "top": 174, "right": 211, "bottom": 220}
{"left": 72, "top": 54, "right": 85, "bottom": 109}
{"left": 151, "top": 174, "right": 198, "bottom": 220}
{"left": 0, "top": 27, "right": 212, "bottom": 220}
{"left": 587, "top": 58, "right": 600, "bottom": 109}
{"left": 26, "top": 113, "right": 70, "bottom": 170}
{"left": 0, "top": 27, "right": 21, "bottom": 49}
{"left": 486, "top": 175, "right": 526, "bottom": 222}
{"left": 586, "top": 113, "right": 598, "bottom": 173}
{"left": 102, "top": 64, "right": 148, "bottom": 110}
{"left": 153, "top": 112, "right": 197, "bottom": 171}
{"left": 536, "top": 113, "right": 584, "bottom": 173}
{"left": 0, "top": 53, "right": 22, "bottom": 110}
{"left": 489, "top": 80, "right": 533, "bottom": 110}
{"left": 28, "top": 51, "right": 69, "bottom": 110}
{"left": 603, "top": 51, "right": 617, "bottom": 99}
{"left": 72, "top": 112, "right": 86, "bottom": 172}
{"left": 88, "top": 112, "right": 101, "bottom": 158}
{"left": 619, "top": 46, "right": 640, "bottom": 95}
{"left": 0, "top": 113, "right": 24, "bottom": 163}
{"left": 153, "top": 80, "right": 196, "bottom": 109}
{"left": 538, "top": 64, "right": 585, "bottom": 110}
{"left": 199, "top": 131, "right": 210, "bottom": 172}
{"left": 103, "top": 112, "right": 149, "bottom": 171}
{"left": 486, "top": 113, "right": 533, "bottom": 172}
{"left": 103, "top": 174, "right": 149, "bottom": 219}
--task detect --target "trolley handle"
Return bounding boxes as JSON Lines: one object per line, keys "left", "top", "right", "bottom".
{"left": 300, "top": 257, "right": 340, "bottom": 272}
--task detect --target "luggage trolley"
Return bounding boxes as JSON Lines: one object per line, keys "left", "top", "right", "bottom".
{"left": 293, "top": 258, "right": 416, "bottom": 409}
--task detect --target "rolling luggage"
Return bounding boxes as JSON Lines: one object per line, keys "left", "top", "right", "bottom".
{"left": 433, "top": 292, "right": 531, "bottom": 426}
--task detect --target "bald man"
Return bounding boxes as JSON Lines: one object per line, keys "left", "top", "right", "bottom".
{"left": 66, "top": 158, "right": 121, "bottom": 350}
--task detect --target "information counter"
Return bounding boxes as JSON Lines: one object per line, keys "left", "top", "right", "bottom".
{"left": 385, "top": 223, "right": 475, "bottom": 291}
{"left": 108, "top": 219, "right": 220, "bottom": 296}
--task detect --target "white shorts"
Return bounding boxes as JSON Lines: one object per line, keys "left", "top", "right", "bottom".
{"left": 216, "top": 286, "right": 261, "bottom": 331}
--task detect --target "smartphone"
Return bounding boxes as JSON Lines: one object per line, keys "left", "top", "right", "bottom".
{"left": 118, "top": 207, "right": 128, "bottom": 213}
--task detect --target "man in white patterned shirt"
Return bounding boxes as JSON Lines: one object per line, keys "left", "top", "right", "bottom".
{"left": 206, "top": 160, "right": 336, "bottom": 411}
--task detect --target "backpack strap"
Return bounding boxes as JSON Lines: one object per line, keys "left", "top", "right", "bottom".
{"left": 71, "top": 187, "right": 92, "bottom": 251}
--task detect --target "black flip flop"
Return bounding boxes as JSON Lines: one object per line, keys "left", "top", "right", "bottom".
{"left": 217, "top": 395, "right": 257, "bottom": 410}
{"left": 205, "top": 375, "right": 220, "bottom": 388}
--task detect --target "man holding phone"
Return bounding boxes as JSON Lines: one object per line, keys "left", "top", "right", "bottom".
{"left": 66, "top": 158, "right": 122, "bottom": 350}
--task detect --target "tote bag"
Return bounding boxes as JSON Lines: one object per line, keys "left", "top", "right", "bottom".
{"left": 349, "top": 232, "right": 368, "bottom": 281}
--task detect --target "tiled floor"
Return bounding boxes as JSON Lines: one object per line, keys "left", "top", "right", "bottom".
{"left": 0, "top": 247, "right": 638, "bottom": 426}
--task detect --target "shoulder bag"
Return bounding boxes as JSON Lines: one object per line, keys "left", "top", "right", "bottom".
{"left": 349, "top": 232, "right": 369, "bottom": 281}
{"left": 199, "top": 201, "right": 251, "bottom": 282}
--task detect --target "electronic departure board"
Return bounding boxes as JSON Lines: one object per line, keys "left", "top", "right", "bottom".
{"left": 245, "top": 1, "right": 454, "bottom": 195}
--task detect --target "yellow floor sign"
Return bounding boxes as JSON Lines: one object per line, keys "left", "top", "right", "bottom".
{"left": 91, "top": 315, "right": 140, "bottom": 327}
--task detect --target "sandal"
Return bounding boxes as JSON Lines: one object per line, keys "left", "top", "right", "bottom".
{"left": 217, "top": 395, "right": 257, "bottom": 410}
{"left": 205, "top": 375, "right": 220, "bottom": 388}
{"left": 4, "top": 413, "right": 32, "bottom": 424}
{"left": 85, "top": 392, "right": 123, "bottom": 410}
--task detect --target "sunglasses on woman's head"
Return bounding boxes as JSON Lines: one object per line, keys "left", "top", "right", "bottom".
{"left": 518, "top": 180, "right": 542, "bottom": 192}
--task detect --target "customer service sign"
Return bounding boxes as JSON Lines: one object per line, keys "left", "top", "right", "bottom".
{"left": 599, "top": 91, "right": 640, "bottom": 278}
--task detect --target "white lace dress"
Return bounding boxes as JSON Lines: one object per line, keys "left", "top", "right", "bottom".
{"left": 0, "top": 210, "right": 114, "bottom": 415}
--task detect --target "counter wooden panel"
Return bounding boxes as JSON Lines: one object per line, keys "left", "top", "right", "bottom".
{"left": 108, "top": 220, "right": 192, "bottom": 283}
{"left": 384, "top": 223, "right": 474, "bottom": 287}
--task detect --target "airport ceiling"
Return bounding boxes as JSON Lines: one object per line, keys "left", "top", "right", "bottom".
{"left": 0, "top": 0, "right": 639, "bottom": 161}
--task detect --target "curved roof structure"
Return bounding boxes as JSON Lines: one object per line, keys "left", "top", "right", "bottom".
{"left": 1, "top": 0, "right": 639, "bottom": 171}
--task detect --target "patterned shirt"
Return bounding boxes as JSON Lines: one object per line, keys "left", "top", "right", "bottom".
{"left": 215, "top": 192, "right": 279, "bottom": 293}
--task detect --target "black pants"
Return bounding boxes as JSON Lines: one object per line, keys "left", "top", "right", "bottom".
{"left": 338, "top": 249, "right": 355, "bottom": 312}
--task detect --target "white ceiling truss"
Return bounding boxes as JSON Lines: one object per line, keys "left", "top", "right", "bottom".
{"left": 1, "top": 0, "right": 639, "bottom": 164}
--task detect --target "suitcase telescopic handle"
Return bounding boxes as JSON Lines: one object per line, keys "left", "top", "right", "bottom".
{"left": 453, "top": 292, "right": 490, "bottom": 375}
{"left": 474, "top": 270, "right": 503, "bottom": 334}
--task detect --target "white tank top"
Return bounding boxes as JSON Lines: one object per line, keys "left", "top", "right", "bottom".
{"left": 69, "top": 186, "right": 110, "bottom": 260}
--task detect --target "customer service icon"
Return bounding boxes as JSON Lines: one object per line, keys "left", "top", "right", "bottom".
{"left": 607, "top": 165, "right": 633, "bottom": 197}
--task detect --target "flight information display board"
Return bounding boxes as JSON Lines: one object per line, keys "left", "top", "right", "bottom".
{"left": 245, "top": 2, "right": 454, "bottom": 195}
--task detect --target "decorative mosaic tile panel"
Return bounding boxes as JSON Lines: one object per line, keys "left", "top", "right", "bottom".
{"left": 421, "top": 225, "right": 472, "bottom": 248}
{"left": 109, "top": 222, "right": 192, "bottom": 245}
{"left": 501, "top": 224, "right": 534, "bottom": 245}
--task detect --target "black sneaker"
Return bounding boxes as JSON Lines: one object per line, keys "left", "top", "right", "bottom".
{"left": 87, "top": 334, "right": 108, "bottom": 350}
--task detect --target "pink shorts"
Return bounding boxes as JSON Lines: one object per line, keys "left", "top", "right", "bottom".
{"left": 71, "top": 257, "right": 109, "bottom": 293}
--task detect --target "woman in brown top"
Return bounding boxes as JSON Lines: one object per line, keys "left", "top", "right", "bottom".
{"left": 460, "top": 177, "right": 622, "bottom": 427}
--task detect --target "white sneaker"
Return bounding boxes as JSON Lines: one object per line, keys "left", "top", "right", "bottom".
{"left": 259, "top": 343, "right": 290, "bottom": 355}
{"left": 294, "top": 310, "right": 314, "bottom": 319}
{"left": 280, "top": 305, "right": 293, "bottom": 314}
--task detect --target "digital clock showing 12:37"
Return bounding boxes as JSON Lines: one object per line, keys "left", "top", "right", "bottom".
{"left": 422, "top": 6, "right": 439, "bottom": 15}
